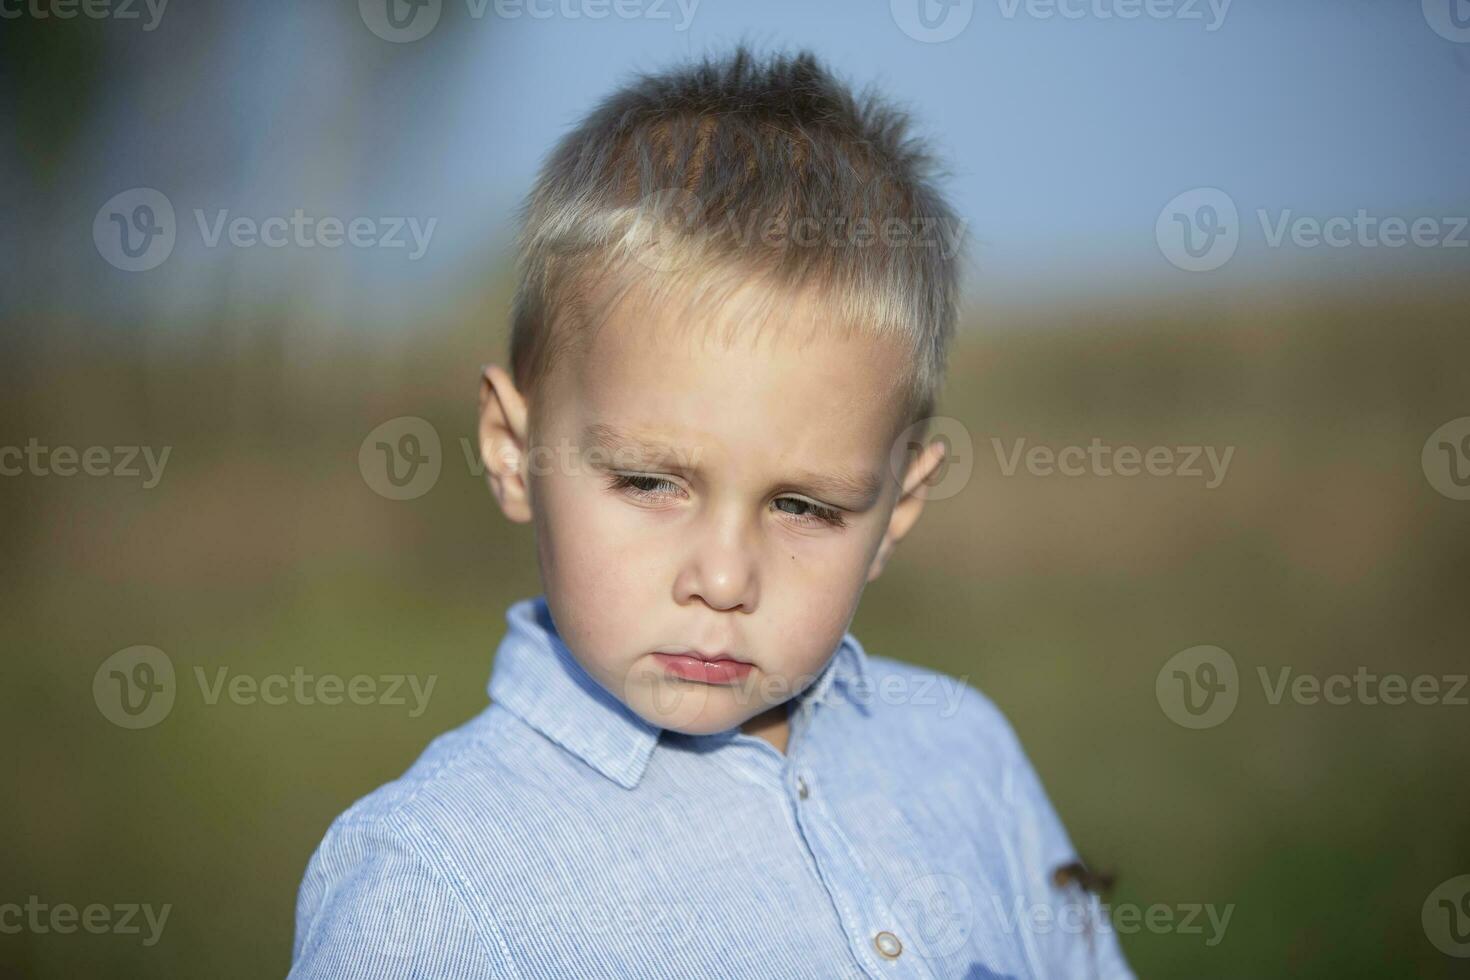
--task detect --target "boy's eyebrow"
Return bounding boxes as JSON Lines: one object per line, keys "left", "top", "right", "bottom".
{"left": 580, "top": 422, "right": 885, "bottom": 507}
{"left": 581, "top": 423, "right": 688, "bottom": 464}
{"left": 785, "top": 468, "right": 885, "bottom": 508}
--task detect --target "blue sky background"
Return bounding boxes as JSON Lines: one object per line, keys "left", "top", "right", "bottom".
{"left": 6, "top": 0, "right": 1469, "bottom": 326}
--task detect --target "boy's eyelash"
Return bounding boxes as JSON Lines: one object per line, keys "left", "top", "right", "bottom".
{"left": 607, "top": 473, "right": 681, "bottom": 498}
{"left": 605, "top": 474, "right": 847, "bottom": 528}
{"left": 772, "top": 496, "right": 847, "bottom": 528}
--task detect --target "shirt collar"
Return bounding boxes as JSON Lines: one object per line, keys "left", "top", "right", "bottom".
{"left": 487, "top": 595, "right": 871, "bottom": 789}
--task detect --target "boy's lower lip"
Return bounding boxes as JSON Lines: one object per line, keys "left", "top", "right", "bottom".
{"left": 650, "top": 653, "right": 753, "bottom": 685}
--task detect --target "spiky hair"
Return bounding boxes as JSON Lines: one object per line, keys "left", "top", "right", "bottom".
{"left": 508, "top": 45, "right": 966, "bottom": 429}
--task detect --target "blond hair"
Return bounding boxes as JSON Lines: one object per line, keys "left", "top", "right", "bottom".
{"left": 508, "top": 45, "right": 966, "bottom": 430}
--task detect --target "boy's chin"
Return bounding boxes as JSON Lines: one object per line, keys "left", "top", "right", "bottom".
{"left": 659, "top": 717, "right": 745, "bottom": 737}
{"left": 631, "top": 690, "right": 754, "bottom": 736}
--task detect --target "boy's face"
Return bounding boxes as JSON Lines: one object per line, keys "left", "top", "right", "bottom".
{"left": 480, "top": 278, "right": 946, "bottom": 737}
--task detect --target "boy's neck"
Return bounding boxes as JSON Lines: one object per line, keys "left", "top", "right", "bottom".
{"left": 739, "top": 702, "right": 792, "bottom": 755}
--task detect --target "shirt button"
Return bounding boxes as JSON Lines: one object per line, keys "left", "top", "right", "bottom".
{"left": 795, "top": 776, "right": 809, "bottom": 799}
{"left": 873, "top": 930, "right": 903, "bottom": 959}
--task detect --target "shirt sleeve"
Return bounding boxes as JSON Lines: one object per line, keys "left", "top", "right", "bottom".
{"left": 290, "top": 815, "right": 519, "bottom": 980}
{"left": 963, "top": 685, "right": 1137, "bottom": 980}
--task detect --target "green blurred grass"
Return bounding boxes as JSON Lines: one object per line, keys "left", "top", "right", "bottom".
{"left": 2, "top": 276, "right": 1468, "bottom": 977}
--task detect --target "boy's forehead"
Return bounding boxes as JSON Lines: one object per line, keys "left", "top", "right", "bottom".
{"left": 578, "top": 282, "right": 903, "bottom": 406}
{"left": 542, "top": 273, "right": 913, "bottom": 460}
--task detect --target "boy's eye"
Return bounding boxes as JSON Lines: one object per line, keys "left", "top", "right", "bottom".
{"left": 773, "top": 497, "right": 847, "bottom": 528}
{"left": 607, "top": 474, "right": 846, "bottom": 529}
{"left": 608, "top": 473, "right": 682, "bottom": 498}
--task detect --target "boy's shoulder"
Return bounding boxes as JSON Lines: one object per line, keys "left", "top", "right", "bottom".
{"left": 319, "top": 703, "right": 571, "bottom": 837}
{"left": 842, "top": 649, "right": 1033, "bottom": 804}
{"left": 862, "top": 649, "right": 1019, "bottom": 732}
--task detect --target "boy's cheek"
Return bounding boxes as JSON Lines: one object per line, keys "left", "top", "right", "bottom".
{"left": 549, "top": 488, "right": 679, "bottom": 570}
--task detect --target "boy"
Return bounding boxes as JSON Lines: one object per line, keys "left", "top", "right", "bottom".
{"left": 290, "top": 47, "right": 1133, "bottom": 979}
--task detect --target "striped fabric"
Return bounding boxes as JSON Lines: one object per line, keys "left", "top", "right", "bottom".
{"left": 290, "top": 595, "right": 1134, "bottom": 979}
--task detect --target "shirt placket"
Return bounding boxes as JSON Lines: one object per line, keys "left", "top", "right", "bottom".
{"left": 784, "top": 762, "right": 941, "bottom": 980}
{"left": 725, "top": 702, "right": 940, "bottom": 980}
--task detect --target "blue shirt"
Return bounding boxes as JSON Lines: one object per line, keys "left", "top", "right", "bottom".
{"left": 290, "top": 595, "right": 1134, "bottom": 979}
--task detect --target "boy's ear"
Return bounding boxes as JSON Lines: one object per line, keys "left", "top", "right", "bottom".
{"left": 478, "top": 363, "right": 534, "bottom": 524}
{"left": 867, "top": 435, "right": 948, "bottom": 583}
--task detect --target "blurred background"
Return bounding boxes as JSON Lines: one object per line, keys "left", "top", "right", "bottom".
{"left": 3, "top": 1, "right": 1469, "bottom": 977}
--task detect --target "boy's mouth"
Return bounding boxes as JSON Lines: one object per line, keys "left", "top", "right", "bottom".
{"left": 650, "top": 649, "right": 754, "bottom": 685}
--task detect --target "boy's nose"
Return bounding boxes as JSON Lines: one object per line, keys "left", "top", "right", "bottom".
{"left": 673, "top": 525, "right": 759, "bottom": 613}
